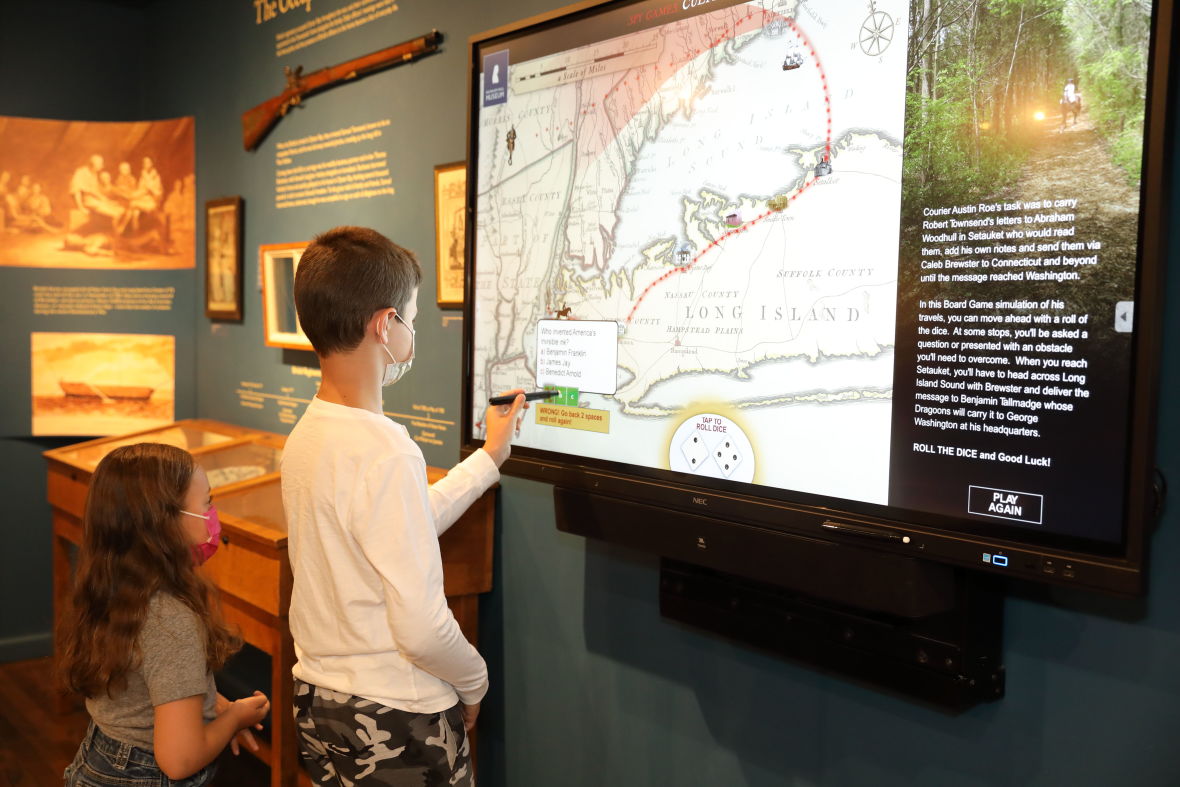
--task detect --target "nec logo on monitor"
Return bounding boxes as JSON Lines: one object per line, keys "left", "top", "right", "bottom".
{"left": 483, "top": 50, "right": 509, "bottom": 106}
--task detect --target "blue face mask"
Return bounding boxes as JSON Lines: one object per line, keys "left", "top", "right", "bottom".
{"left": 380, "top": 312, "right": 415, "bottom": 387}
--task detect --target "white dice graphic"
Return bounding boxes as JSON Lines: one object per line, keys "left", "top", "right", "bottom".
{"left": 712, "top": 438, "right": 742, "bottom": 478}
{"left": 680, "top": 433, "right": 709, "bottom": 472}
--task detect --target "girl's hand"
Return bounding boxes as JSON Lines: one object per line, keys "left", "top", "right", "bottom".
{"left": 232, "top": 690, "right": 270, "bottom": 729}
{"left": 219, "top": 691, "right": 266, "bottom": 755}
{"left": 230, "top": 727, "right": 260, "bottom": 756}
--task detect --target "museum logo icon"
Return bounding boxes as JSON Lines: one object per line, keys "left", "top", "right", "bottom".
{"left": 483, "top": 50, "right": 509, "bottom": 107}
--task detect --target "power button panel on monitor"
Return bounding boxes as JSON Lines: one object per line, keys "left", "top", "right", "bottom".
{"left": 982, "top": 552, "right": 1077, "bottom": 580}
{"left": 1041, "top": 558, "right": 1076, "bottom": 579}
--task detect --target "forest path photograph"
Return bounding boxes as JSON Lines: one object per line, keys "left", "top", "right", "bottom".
{"left": 900, "top": 0, "right": 1150, "bottom": 229}
{"left": 997, "top": 108, "right": 1140, "bottom": 269}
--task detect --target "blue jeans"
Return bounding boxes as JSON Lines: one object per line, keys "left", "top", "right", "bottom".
{"left": 64, "top": 722, "right": 217, "bottom": 786}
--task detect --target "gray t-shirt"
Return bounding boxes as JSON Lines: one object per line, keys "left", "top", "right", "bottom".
{"left": 86, "top": 593, "right": 217, "bottom": 750}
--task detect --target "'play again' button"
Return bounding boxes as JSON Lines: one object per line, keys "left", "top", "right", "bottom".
{"left": 1114, "top": 301, "right": 1134, "bottom": 333}
{"left": 968, "top": 486, "right": 1044, "bottom": 525}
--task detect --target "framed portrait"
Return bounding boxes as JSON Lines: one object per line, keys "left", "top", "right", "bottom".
{"left": 260, "top": 241, "right": 312, "bottom": 351}
{"left": 434, "top": 161, "right": 466, "bottom": 309}
{"left": 205, "top": 197, "right": 243, "bottom": 320}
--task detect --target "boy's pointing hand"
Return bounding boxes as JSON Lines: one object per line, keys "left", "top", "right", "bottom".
{"left": 483, "top": 389, "right": 527, "bottom": 466}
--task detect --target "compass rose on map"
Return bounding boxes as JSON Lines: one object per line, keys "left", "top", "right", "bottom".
{"left": 859, "top": 1, "right": 894, "bottom": 56}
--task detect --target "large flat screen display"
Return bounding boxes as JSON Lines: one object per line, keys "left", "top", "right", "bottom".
{"left": 464, "top": 0, "right": 1173, "bottom": 594}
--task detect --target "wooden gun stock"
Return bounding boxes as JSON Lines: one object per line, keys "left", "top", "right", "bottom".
{"left": 242, "top": 30, "right": 443, "bottom": 151}
{"left": 242, "top": 94, "right": 295, "bottom": 153}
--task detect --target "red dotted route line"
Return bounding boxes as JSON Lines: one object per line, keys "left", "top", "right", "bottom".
{"left": 623, "top": 15, "right": 832, "bottom": 326}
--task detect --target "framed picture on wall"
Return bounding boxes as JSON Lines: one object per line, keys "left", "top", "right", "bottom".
{"left": 260, "top": 241, "right": 312, "bottom": 350}
{"left": 434, "top": 161, "right": 466, "bottom": 309}
{"left": 205, "top": 197, "right": 243, "bottom": 320}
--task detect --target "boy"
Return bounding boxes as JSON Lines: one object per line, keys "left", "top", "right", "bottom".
{"left": 281, "top": 226, "right": 525, "bottom": 785}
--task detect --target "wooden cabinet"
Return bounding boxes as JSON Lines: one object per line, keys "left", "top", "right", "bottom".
{"left": 45, "top": 419, "right": 495, "bottom": 787}
{"left": 208, "top": 480, "right": 290, "bottom": 618}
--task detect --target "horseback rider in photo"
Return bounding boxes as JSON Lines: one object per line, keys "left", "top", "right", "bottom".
{"left": 1061, "top": 77, "right": 1082, "bottom": 128}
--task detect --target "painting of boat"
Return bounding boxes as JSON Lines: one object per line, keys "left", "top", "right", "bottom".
{"left": 59, "top": 381, "right": 102, "bottom": 399}
{"left": 59, "top": 381, "right": 154, "bottom": 400}
{"left": 34, "top": 332, "right": 174, "bottom": 436}
{"left": 97, "top": 384, "right": 154, "bottom": 400}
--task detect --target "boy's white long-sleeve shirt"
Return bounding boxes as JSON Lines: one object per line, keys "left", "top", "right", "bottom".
{"left": 281, "top": 395, "right": 498, "bottom": 712}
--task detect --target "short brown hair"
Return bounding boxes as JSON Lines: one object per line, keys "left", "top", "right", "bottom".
{"left": 294, "top": 226, "right": 422, "bottom": 355}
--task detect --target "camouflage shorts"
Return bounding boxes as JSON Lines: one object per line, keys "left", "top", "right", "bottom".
{"left": 293, "top": 679, "right": 472, "bottom": 786}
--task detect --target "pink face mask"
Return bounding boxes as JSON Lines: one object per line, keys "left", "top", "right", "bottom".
{"left": 181, "top": 506, "right": 221, "bottom": 565}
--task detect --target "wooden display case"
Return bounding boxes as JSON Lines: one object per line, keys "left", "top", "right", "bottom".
{"left": 45, "top": 419, "right": 496, "bottom": 787}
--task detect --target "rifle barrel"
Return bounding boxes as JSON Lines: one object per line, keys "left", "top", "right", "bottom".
{"left": 302, "top": 30, "right": 442, "bottom": 94}
{"left": 241, "top": 30, "right": 443, "bottom": 151}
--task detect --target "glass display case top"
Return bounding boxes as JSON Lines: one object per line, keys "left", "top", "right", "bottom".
{"left": 214, "top": 480, "right": 286, "bottom": 533}
{"left": 55, "top": 426, "right": 236, "bottom": 471}
{"left": 197, "top": 440, "right": 283, "bottom": 489}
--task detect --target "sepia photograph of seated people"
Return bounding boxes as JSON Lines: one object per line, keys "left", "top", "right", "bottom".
{"left": 0, "top": 171, "right": 58, "bottom": 234}
{"left": 0, "top": 115, "right": 194, "bottom": 269}
{"left": 63, "top": 154, "right": 173, "bottom": 254}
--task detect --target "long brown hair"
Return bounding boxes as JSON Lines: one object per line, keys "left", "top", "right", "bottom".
{"left": 60, "top": 442, "right": 239, "bottom": 698}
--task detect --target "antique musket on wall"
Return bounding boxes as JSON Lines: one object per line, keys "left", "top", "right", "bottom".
{"left": 241, "top": 30, "right": 443, "bottom": 151}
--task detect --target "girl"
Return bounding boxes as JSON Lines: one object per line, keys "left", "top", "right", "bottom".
{"left": 60, "top": 442, "right": 270, "bottom": 785}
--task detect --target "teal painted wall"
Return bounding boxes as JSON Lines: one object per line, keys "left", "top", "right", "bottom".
{"left": 0, "top": 0, "right": 157, "bottom": 661}
{"left": 2, "top": 0, "right": 1179, "bottom": 784}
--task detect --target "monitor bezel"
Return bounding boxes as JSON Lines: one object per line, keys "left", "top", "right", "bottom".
{"left": 460, "top": 0, "right": 1175, "bottom": 597}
